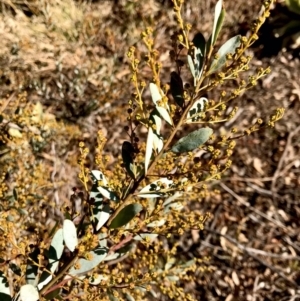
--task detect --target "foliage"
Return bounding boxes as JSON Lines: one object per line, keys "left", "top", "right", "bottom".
{"left": 0, "top": 0, "right": 284, "bottom": 301}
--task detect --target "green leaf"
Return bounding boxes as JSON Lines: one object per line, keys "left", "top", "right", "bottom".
{"left": 149, "top": 83, "right": 173, "bottom": 125}
{"left": 145, "top": 127, "right": 154, "bottom": 173}
{"left": 69, "top": 246, "right": 108, "bottom": 276}
{"left": 63, "top": 219, "right": 78, "bottom": 252}
{"left": 109, "top": 203, "right": 143, "bottom": 229}
{"left": 44, "top": 287, "right": 61, "bottom": 300}
{"left": 38, "top": 229, "right": 64, "bottom": 290}
{"left": 122, "top": 141, "right": 136, "bottom": 179}
{"left": 209, "top": 35, "right": 241, "bottom": 74}
{"left": 137, "top": 178, "right": 173, "bottom": 198}
{"left": 286, "top": 0, "right": 300, "bottom": 15}
{"left": 211, "top": 0, "right": 225, "bottom": 47}
{"left": 13, "top": 188, "right": 18, "bottom": 201}
{"left": 94, "top": 204, "right": 110, "bottom": 231}
{"left": 171, "top": 127, "right": 213, "bottom": 153}
{"left": 187, "top": 55, "right": 195, "bottom": 80}
{"left": 97, "top": 186, "right": 119, "bottom": 202}
{"left": 170, "top": 72, "right": 184, "bottom": 108}
{"left": 186, "top": 97, "right": 208, "bottom": 123}
{"left": 0, "top": 271, "right": 12, "bottom": 301}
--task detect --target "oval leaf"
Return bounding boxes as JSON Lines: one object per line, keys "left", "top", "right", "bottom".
{"left": 209, "top": 35, "right": 241, "bottom": 74}
{"left": 19, "top": 284, "right": 39, "bottom": 301}
{"left": 69, "top": 246, "right": 108, "bottom": 276}
{"left": 63, "top": 219, "right": 78, "bottom": 252}
{"left": 171, "top": 127, "right": 213, "bottom": 153}
{"left": 109, "top": 203, "right": 143, "bottom": 229}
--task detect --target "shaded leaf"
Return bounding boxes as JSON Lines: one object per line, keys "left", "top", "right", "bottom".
{"left": 192, "top": 32, "right": 206, "bottom": 79}
{"left": 171, "top": 127, "right": 213, "bottom": 153}
{"left": 170, "top": 72, "right": 184, "bottom": 108}
{"left": 109, "top": 203, "right": 143, "bottom": 229}
{"left": 44, "top": 288, "right": 61, "bottom": 300}
{"left": 286, "top": 0, "right": 300, "bottom": 15}
{"left": 122, "top": 141, "right": 136, "bottom": 179}
{"left": 63, "top": 219, "right": 78, "bottom": 252}
{"left": 69, "top": 246, "right": 108, "bottom": 276}
{"left": 209, "top": 35, "right": 241, "bottom": 74}
{"left": 26, "top": 247, "right": 39, "bottom": 285}
{"left": 9, "top": 263, "right": 21, "bottom": 276}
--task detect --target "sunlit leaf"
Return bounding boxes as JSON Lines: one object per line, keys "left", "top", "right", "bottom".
{"left": 95, "top": 204, "right": 110, "bottom": 231}
{"left": 149, "top": 83, "right": 173, "bottom": 125}
{"left": 186, "top": 97, "right": 208, "bottom": 123}
{"left": 19, "top": 284, "right": 39, "bottom": 301}
{"left": 209, "top": 35, "right": 241, "bottom": 74}
{"left": 147, "top": 219, "right": 166, "bottom": 228}
{"left": 63, "top": 219, "right": 78, "bottom": 252}
{"left": 134, "top": 233, "right": 158, "bottom": 241}
{"left": 211, "top": 0, "right": 225, "bottom": 47}
{"left": 137, "top": 178, "right": 173, "bottom": 198}
{"left": 90, "top": 170, "right": 108, "bottom": 186}
{"left": 187, "top": 55, "right": 195, "bottom": 80}
{"left": 145, "top": 127, "right": 154, "bottom": 173}
{"left": 109, "top": 203, "right": 143, "bottom": 229}
{"left": 0, "top": 271, "right": 11, "bottom": 301}
{"left": 8, "top": 128, "right": 22, "bottom": 138}
{"left": 69, "top": 246, "right": 108, "bottom": 276}
{"left": 38, "top": 229, "right": 64, "bottom": 290}
{"left": 97, "top": 186, "right": 119, "bottom": 202}
{"left": 171, "top": 127, "right": 213, "bottom": 153}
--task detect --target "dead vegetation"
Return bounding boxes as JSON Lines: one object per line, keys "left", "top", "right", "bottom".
{"left": 0, "top": 0, "right": 299, "bottom": 300}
